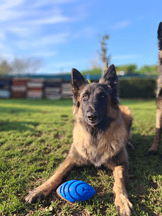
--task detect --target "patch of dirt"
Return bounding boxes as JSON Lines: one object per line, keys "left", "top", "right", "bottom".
{"left": 53, "top": 132, "right": 63, "bottom": 139}
{"left": 149, "top": 179, "right": 158, "bottom": 189}
{"left": 134, "top": 184, "right": 146, "bottom": 195}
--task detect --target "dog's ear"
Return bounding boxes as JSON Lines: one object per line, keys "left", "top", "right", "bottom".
{"left": 99, "top": 64, "right": 118, "bottom": 92}
{"left": 99, "top": 64, "right": 118, "bottom": 103}
{"left": 71, "top": 68, "right": 87, "bottom": 105}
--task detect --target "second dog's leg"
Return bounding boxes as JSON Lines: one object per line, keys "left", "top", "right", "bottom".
{"left": 25, "top": 156, "right": 75, "bottom": 203}
{"left": 146, "top": 108, "right": 162, "bottom": 156}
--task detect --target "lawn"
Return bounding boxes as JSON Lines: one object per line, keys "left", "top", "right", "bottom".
{"left": 0, "top": 99, "right": 162, "bottom": 216}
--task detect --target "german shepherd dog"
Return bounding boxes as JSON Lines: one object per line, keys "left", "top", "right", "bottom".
{"left": 146, "top": 22, "right": 162, "bottom": 156}
{"left": 25, "top": 64, "right": 134, "bottom": 215}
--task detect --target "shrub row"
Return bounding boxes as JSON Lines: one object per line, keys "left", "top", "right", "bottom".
{"left": 118, "top": 77, "right": 157, "bottom": 99}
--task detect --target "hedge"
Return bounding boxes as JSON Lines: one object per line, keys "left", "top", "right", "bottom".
{"left": 118, "top": 77, "right": 157, "bottom": 99}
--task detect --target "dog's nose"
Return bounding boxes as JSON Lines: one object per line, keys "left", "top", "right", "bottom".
{"left": 87, "top": 112, "right": 98, "bottom": 121}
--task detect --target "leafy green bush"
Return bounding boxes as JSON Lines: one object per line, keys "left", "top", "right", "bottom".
{"left": 116, "top": 64, "right": 137, "bottom": 74}
{"left": 81, "top": 68, "right": 103, "bottom": 76}
{"left": 119, "top": 77, "right": 157, "bottom": 98}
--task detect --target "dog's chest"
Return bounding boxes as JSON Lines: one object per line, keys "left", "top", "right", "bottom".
{"left": 80, "top": 135, "right": 114, "bottom": 167}
{"left": 73, "top": 122, "right": 123, "bottom": 167}
{"left": 87, "top": 143, "right": 106, "bottom": 167}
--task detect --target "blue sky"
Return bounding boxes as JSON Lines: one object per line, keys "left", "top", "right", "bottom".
{"left": 0, "top": 0, "right": 161, "bottom": 74}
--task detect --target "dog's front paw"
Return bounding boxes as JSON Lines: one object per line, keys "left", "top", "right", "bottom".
{"left": 25, "top": 186, "right": 44, "bottom": 203}
{"left": 115, "top": 194, "right": 134, "bottom": 216}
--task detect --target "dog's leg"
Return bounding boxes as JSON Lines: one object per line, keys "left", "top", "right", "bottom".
{"left": 112, "top": 163, "right": 134, "bottom": 216}
{"left": 146, "top": 108, "right": 162, "bottom": 156}
{"left": 25, "top": 156, "right": 75, "bottom": 203}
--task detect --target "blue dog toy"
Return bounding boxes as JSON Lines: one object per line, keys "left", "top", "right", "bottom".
{"left": 56, "top": 180, "right": 95, "bottom": 203}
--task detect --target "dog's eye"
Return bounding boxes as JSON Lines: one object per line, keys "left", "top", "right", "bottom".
{"left": 83, "top": 94, "right": 88, "bottom": 100}
{"left": 99, "top": 93, "right": 106, "bottom": 99}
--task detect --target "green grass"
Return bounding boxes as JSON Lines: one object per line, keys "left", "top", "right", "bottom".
{"left": 0, "top": 98, "right": 162, "bottom": 215}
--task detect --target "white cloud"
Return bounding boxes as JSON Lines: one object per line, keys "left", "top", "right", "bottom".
{"left": 0, "top": 53, "right": 15, "bottom": 62}
{"left": 35, "top": 32, "right": 70, "bottom": 46}
{"left": 0, "top": 0, "right": 24, "bottom": 22}
{"left": 0, "top": 0, "right": 74, "bottom": 25}
{"left": 8, "top": 27, "right": 34, "bottom": 37}
{"left": 0, "top": 0, "right": 87, "bottom": 72}
{"left": 112, "top": 20, "right": 131, "bottom": 30}
{"left": 30, "top": 0, "right": 76, "bottom": 8}
{"left": 16, "top": 32, "right": 70, "bottom": 50}
{"left": 21, "top": 15, "right": 73, "bottom": 25}
{"left": 37, "top": 59, "right": 86, "bottom": 74}
{"left": 1, "top": 0, "right": 23, "bottom": 8}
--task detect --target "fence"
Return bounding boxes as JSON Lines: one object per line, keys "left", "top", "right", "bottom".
{"left": 0, "top": 77, "right": 68, "bottom": 99}
{"left": 0, "top": 74, "right": 101, "bottom": 100}
{"left": 0, "top": 74, "right": 158, "bottom": 99}
{"left": 0, "top": 77, "right": 12, "bottom": 99}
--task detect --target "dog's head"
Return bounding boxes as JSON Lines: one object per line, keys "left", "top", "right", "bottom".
{"left": 71, "top": 64, "right": 119, "bottom": 128}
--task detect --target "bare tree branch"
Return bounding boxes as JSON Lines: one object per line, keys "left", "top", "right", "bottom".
{"left": 97, "top": 34, "right": 111, "bottom": 74}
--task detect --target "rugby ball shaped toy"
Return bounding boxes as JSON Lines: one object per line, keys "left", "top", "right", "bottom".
{"left": 56, "top": 180, "right": 95, "bottom": 203}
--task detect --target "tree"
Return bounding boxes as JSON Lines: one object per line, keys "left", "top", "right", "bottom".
{"left": 140, "top": 64, "right": 158, "bottom": 75}
{"left": 115, "top": 64, "right": 137, "bottom": 74}
{"left": 0, "top": 56, "right": 43, "bottom": 75}
{"left": 98, "top": 34, "right": 111, "bottom": 73}
{"left": 81, "top": 68, "right": 102, "bottom": 76}
{"left": 10, "top": 57, "right": 43, "bottom": 74}
{"left": 127, "top": 64, "right": 137, "bottom": 74}
{"left": 0, "top": 60, "right": 12, "bottom": 74}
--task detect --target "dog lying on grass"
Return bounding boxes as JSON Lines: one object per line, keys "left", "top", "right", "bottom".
{"left": 25, "top": 64, "right": 134, "bottom": 215}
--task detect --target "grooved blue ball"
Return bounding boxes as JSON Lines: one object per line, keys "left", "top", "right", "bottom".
{"left": 57, "top": 180, "right": 95, "bottom": 203}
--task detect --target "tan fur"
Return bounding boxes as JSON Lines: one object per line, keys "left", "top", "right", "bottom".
{"left": 70, "top": 99, "right": 128, "bottom": 168}
{"left": 146, "top": 48, "right": 162, "bottom": 155}
{"left": 155, "top": 108, "right": 162, "bottom": 129}
{"left": 120, "top": 105, "right": 133, "bottom": 149}
{"left": 25, "top": 67, "right": 134, "bottom": 215}
{"left": 147, "top": 26, "right": 162, "bottom": 155}
{"left": 113, "top": 165, "right": 134, "bottom": 215}
{"left": 148, "top": 108, "right": 162, "bottom": 152}
{"left": 25, "top": 157, "right": 75, "bottom": 202}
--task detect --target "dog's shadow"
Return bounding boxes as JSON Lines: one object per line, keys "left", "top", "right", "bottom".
{"left": 0, "top": 120, "right": 40, "bottom": 132}
{"left": 126, "top": 133, "right": 162, "bottom": 215}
